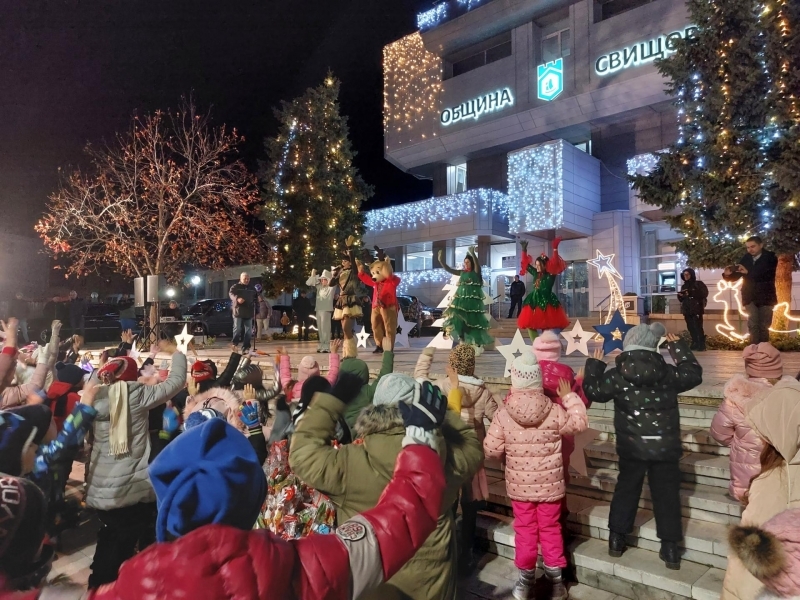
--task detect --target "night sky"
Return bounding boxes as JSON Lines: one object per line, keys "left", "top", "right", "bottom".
{"left": 0, "top": 0, "right": 433, "bottom": 235}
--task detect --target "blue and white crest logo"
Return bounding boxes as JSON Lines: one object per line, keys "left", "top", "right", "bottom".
{"left": 537, "top": 59, "right": 564, "bottom": 101}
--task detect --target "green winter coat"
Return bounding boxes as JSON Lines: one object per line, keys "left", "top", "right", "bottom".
{"left": 290, "top": 393, "right": 483, "bottom": 600}
{"left": 338, "top": 350, "right": 394, "bottom": 428}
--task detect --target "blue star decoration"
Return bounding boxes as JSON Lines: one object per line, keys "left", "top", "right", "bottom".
{"left": 588, "top": 250, "right": 622, "bottom": 280}
{"left": 593, "top": 310, "right": 634, "bottom": 355}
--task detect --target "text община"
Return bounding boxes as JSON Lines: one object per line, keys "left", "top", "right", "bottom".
{"left": 440, "top": 88, "right": 514, "bottom": 126}
{"left": 595, "top": 26, "right": 698, "bottom": 76}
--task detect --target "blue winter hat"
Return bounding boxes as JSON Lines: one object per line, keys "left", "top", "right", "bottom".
{"left": 183, "top": 407, "right": 224, "bottom": 431}
{"left": 149, "top": 418, "right": 267, "bottom": 542}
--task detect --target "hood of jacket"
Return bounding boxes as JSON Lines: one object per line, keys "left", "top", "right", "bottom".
{"left": 723, "top": 373, "right": 776, "bottom": 410}
{"left": 340, "top": 357, "right": 370, "bottom": 385}
{"left": 185, "top": 387, "right": 247, "bottom": 435}
{"left": 504, "top": 388, "right": 552, "bottom": 428}
{"left": 681, "top": 268, "right": 697, "bottom": 284}
{"left": 616, "top": 349, "right": 670, "bottom": 387}
{"left": 46, "top": 380, "right": 76, "bottom": 400}
{"left": 354, "top": 404, "right": 404, "bottom": 438}
{"left": 456, "top": 374, "right": 486, "bottom": 408}
{"left": 540, "top": 360, "right": 575, "bottom": 395}
{"left": 747, "top": 377, "right": 800, "bottom": 507}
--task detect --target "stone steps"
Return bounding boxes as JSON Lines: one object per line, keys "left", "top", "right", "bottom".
{"left": 590, "top": 417, "right": 728, "bottom": 457}
{"left": 476, "top": 516, "right": 725, "bottom": 600}
{"left": 586, "top": 405, "right": 719, "bottom": 430}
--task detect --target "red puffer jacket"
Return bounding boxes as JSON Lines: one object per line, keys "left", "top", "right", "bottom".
{"left": 2, "top": 445, "right": 445, "bottom": 600}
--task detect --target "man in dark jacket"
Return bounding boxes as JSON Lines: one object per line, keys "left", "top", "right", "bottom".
{"left": 677, "top": 268, "right": 708, "bottom": 351}
{"left": 292, "top": 290, "right": 313, "bottom": 342}
{"left": 583, "top": 323, "right": 702, "bottom": 571}
{"left": 722, "top": 236, "right": 777, "bottom": 344}
{"left": 68, "top": 291, "right": 87, "bottom": 338}
{"left": 507, "top": 275, "right": 525, "bottom": 319}
{"left": 229, "top": 273, "right": 256, "bottom": 353}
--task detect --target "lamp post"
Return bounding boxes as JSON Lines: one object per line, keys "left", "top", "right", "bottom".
{"left": 191, "top": 275, "right": 202, "bottom": 302}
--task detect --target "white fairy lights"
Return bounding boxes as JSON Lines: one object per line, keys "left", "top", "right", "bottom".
{"left": 417, "top": 4, "right": 448, "bottom": 30}
{"left": 364, "top": 188, "right": 508, "bottom": 233}
{"left": 626, "top": 153, "right": 660, "bottom": 178}
{"left": 506, "top": 141, "right": 564, "bottom": 234}
{"left": 383, "top": 33, "right": 442, "bottom": 146}
{"left": 396, "top": 267, "right": 490, "bottom": 297}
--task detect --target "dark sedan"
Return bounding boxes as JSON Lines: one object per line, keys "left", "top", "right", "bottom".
{"left": 31, "top": 302, "right": 130, "bottom": 343}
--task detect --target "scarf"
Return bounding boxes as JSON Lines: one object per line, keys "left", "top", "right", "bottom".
{"left": 107, "top": 381, "right": 130, "bottom": 457}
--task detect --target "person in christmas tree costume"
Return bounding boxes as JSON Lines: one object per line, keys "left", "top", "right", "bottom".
{"left": 437, "top": 246, "right": 494, "bottom": 349}
{"left": 332, "top": 235, "right": 362, "bottom": 358}
{"left": 518, "top": 238, "right": 569, "bottom": 342}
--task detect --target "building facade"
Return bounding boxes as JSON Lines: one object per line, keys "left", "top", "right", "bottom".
{"left": 369, "top": 0, "right": 800, "bottom": 328}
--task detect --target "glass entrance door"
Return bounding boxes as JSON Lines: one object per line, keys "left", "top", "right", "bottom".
{"left": 556, "top": 261, "right": 589, "bottom": 318}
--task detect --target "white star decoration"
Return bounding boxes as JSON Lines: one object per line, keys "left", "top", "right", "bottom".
{"left": 174, "top": 324, "right": 194, "bottom": 354}
{"left": 355, "top": 326, "right": 371, "bottom": 349}
{"left": 570, "top": 428, "right": 601, "bottom": 477}
{"left": 427, "top": 330, "right": 454, "bottom": 350}
{"left": 496, "top": 329, "right": 530, "bottom": 377}
{"left": 588, "top": 250, "right": 622, "bottom": 280}
{"left": 561, "top": 320, "right": 593, "bottom": 356}
{"left": 437, "top": 276, "right": 460, "bottom": 309}
{"left": 395, "top": 309, "right": 411, "bottom": 349}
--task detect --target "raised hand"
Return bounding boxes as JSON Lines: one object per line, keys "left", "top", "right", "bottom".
{"left": 576, "top": 367, "right": 585, "bottom": 381}
{"left": 243, "top": 383, "right": 256, "bottom": 400}
{"left": 399, "top": 381, "right": 447, "bottom": 431}
{"left": 81, "top": 380, "right": 99, "bottom": 407}
{"left": 238, "top": 400, "right": 260, "bottom": 429}
{"left": 520, "top": 240, "right": 529, "bottom": 253}
{"left": 330, "top": 339, "right": 342, "bottom": 354}
{"left": 666, "top": 333, "right": 680, "bottom": 343}
{"left": 557, "top": 378, "right": 572, "bottom": 399}
{"left": 187, "top": 378, "right": 199, "bottom": 397}
{"left": 446, "top": 364, "right": 459, "bottom": 390}
{"left": 345, "top": 235, "right": 356, "bottom": 247}
{"left": 592, "top": 347, "right": 604, "bottom": 360}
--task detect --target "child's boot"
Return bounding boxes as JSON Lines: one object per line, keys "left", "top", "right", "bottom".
{"left": 512, "top": 567, "right": 537, "bottom": 600}
{"left": 544, "top": 566, "right": 568, "bottom": 600}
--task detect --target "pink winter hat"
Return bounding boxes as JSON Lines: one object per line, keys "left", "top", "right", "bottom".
{"left": 533, "top": 330, "right": 562, "bottom": 363}
{"left": 743, "top": 343, "right": 783, "bottom": 379}
{"left": 730, "top": 508, "right": 800, "bottom": 597}
{"left": 297, "top": 356, "right": 320, "bottom": 382}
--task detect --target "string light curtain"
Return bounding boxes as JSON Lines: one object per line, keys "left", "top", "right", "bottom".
{"left": 506, "top": 141, "right": 565, "bottom": 234}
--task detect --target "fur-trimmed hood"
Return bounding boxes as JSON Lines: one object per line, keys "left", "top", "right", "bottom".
{"left": 354, "top": 404, "right": 404, "bottom": 438}
{"left": 723, "top": 373, "right": 779, "bottom": 410}
{"left": 184, "top": 387, "right": 246, "bottom": 435}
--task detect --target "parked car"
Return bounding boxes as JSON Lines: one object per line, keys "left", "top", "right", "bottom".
{"left": 396, "top": 295, "right": 443, "bottom": 334}
{"left": 31, "top": 302, "right": 129, "bottom": 343}
{"left": 186, "top": 299, "right": 234, "bottom": 337}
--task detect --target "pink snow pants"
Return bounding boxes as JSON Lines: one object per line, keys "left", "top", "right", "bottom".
{"left": 512, "top": 500, "right": 567, "bottom": 570}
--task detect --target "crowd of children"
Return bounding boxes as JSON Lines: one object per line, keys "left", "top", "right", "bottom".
{"left": 2, "top": 301, "right": 800, "bottom": 600}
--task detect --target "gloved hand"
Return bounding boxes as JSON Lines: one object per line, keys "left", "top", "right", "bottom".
{"left": 160, "top": 404, "right": 180, "bottom": 440}
{"left": 331, "top": 372, "right": 365, "bottom": 405}
{"left": 238, "top": 400, "right": 261, "bottom": 436}
{"left": 399, "top": 381, "right": 447, "bottom": 431}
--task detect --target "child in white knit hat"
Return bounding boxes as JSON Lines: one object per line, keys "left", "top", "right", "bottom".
{"left": 484, "top": 351, "right": 588, "bottom": 600}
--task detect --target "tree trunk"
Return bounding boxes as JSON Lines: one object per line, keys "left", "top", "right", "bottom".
{"left": 772, "top": 254, "right": 794, "bottom": 331}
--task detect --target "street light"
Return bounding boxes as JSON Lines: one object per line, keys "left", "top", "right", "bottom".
{"left": 166, "top": 288, "right": 176, "bottom": 298}
{"left": 191, "top": 275, "right": 202, "bottom": 301}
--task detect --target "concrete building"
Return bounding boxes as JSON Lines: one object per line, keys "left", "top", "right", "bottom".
{"left": 367, "top": 0, "right": 798, "bottom": 332}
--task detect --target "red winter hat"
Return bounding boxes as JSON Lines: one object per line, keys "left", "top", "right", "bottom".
{"left": 191, "top": 360, "right": 217, "bottom": 382}
{"left": 98, "top": 356, "right": 140, "bottom": 384}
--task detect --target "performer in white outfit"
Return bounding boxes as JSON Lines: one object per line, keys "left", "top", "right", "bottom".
{"left": 306, "top": 269, "right": 336, "bottom": 353}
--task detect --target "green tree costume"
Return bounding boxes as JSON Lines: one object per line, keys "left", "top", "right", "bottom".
{"left": 437, "top": 247, "right": 494, "bottom": 347}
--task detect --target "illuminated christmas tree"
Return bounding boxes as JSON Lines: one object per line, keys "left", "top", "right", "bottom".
{"left": 260, "top": 74, "right": 373, "bottom": 294}
{"left": 631, "top": 0, "right": 800, "bottom": 323}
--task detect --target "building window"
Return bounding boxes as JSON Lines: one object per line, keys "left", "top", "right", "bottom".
{"left": 446, "top": 31, "right": 512, "bottom": 79}
{"left": 597, "top": 0, "right": 656, "bottom": 22}
{"left": 542, "top": 29, "right": 571, "bottom": 63}
{"left": 406, "top": 244, "right": 433, "bottom": 271}
{"left": 447, "top": 163, "right": 467, "bottom": 195}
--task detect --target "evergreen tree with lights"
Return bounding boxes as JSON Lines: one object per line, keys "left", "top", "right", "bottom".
{"left": 631, "top": 0, "right": 800, "bottom": 326}
{"left": 260, "top": 74, "right": 373, "bottom": 295}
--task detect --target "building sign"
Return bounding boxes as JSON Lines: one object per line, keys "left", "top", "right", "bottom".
{"left": 537, "top": 59, "right": 564, "bottom": 101}
{"left": 595, "top": 26, "right": 698, "bottom": 76}
{"left": 501, "top": 256, "right": 517, "bottom": 269}
{"left": 440, "top": 88, "right": 514, "bottom": 126}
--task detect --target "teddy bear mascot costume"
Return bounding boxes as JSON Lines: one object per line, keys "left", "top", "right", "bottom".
{"left": 357, "top": 246, "right": 401, "bottom": 353}
{"left": 332, "top": 235, "right": 362, "bottom": 359}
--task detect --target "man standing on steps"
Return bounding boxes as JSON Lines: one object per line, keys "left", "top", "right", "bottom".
{"left": 229, "top": 272, "right": 256, "bottom": 353}
{"left": 508, "top": 275, "right": 525, "bottom": 319}
{"left": 723, "top": 236, "right": 778, "bottom": 344}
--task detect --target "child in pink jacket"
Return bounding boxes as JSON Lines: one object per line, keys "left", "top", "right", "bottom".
{"left": 275, "top": 341, "right": 340, "bottom": 401}
{"left": 710, "top": 342, "right": 786, "bottom": 503}
{"left": 484, "top": 352, "right": 588, "bottom": 600}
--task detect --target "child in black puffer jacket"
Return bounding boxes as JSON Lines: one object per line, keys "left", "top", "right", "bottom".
{"left": 582, "top": 322, "right": 702, "bottom": 571}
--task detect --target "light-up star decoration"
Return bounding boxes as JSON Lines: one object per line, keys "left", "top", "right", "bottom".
{"left": 174, "top": 325, "right": 195, "bottom": 355}
{"left": 588, "top": 250, "right": 627, "bottom": 325}
{"left": 593, "top": 310, "right": 633, "bottom": 355}
{"left": 714, "top": 277, "right": 800, "bottom": 341}
{"left": 496, "top": 329, "right": 530, "bottom": 377}
{"left": 355, "top": 326, "right": 371, "bottom": 349}
{"left": 561, "top": 320, "right": 594, "bottom": 356}
{"left": 395, "top": 309, "right": 411, "bottom": 349}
